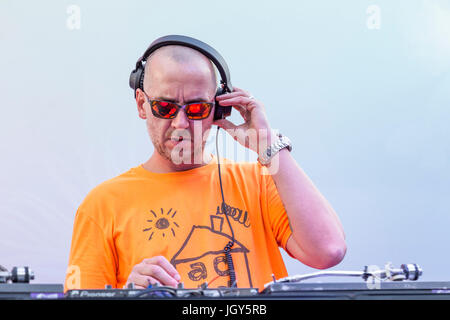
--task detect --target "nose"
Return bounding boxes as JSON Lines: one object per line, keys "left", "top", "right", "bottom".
{"left": 171, "top": 107, "right": 190, "bottom": 129}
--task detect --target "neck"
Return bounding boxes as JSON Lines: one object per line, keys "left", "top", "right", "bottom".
{"left": 142, "top": 151, "right": 213, "bottom": 173}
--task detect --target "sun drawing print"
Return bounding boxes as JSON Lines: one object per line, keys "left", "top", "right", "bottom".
{"left": 143, "top": 208, "right": 180, "bottom": 241}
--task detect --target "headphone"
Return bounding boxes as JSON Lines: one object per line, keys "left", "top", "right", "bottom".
{"left": 129, "top": 35, "right": 233, "bottom": 120}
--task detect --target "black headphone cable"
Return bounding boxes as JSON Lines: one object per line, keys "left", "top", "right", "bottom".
{"left": 215, "top": 126, "right": 237, "bottom": 288}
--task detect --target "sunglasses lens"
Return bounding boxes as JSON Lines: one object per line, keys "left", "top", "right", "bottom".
{"left": 150, "top": 100, "right": 212, "bottom": 120}
{"left": 186, "top": 103, "right": 212, "bottom": 120}
{"left": 152, "top": 101, "right": 177, "bottom": 118}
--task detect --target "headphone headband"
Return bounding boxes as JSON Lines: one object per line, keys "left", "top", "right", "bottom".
{"left": 129, "top": 35, "right": 233, "bottom": 95}
{"left": 129, "top": 35, "right": 233, "bottom": 120}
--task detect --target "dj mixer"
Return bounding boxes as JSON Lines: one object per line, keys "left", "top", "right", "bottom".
{"left": 1, "top": 263, "right": 450, "bottom": 300}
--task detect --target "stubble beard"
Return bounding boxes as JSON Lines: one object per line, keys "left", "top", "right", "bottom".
{"left": 149, "top": 128, "right": 209, "bottom": 166}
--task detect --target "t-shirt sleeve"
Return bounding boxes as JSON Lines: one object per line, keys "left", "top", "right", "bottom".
{"left": 260, "top": 165, "right": 292, "bottom": 252}
{"left": 64, "top": 206, "right": 118, "bottom": 291}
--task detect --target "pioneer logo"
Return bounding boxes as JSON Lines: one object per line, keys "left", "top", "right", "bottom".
{"left": 70, "top": 290, "right": 117, "bottom": 298}
{"left": 82, "top": 291, "right": 116, "bottom": 298}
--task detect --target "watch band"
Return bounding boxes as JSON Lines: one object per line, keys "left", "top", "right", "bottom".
{"left": 257, "top": 133, "right": 292, "bottom": 166}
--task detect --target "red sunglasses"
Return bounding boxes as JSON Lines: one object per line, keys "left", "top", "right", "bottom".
{"left": 143, "top": 91, "right": 214, "bottom": 120}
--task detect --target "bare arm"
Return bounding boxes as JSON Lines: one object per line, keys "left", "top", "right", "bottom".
{"left": 269, "top": 147, "right": 346, "bottom": 269}
{"left": 214, "top": 87, "right": 346, "bottom": 269}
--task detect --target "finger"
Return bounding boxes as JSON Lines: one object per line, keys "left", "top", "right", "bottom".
{"left": 226, "top": 104, "right": 248, "bottom": 118}
{"left": 215, "top": 105, "right": 249, "bottom": 123}
{"left": 214, "top": 120, "right": 249, "bottom": 144}
{"left": 134, "top": 285, "right": 147, "bottom": 290}
{"left": 143, "top": 256, "right": 181, "bottom": 281}
{"left": 138, "top": 264, "right": 179, "bottom": 287}
{"left": 216, "top": 90, "right": 251, "bottom": 100}
{"left": 230, "top": 86, "right": 247, "bottom": 94}
{"left": 145, "top": 276, "right": 162, "bottom": 287}
{"left": 127, "top": 274, "right": 161, "bottom": 288}
{"left": 234, "top": 105, "right": 251, "bottom": 119}
{"left": 218, "top": 96, "right": 255, "bottom": 108}
{"left": 214, "top": 119, "right": 237, "bottom": 131}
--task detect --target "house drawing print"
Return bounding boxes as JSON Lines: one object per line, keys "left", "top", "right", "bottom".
{"left": 170, "top": 215, "right": 253, "bottom": 288}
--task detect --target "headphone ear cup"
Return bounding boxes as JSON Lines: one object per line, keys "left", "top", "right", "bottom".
{"left": 138, "top": 69, "right": 145, "bottom": 91}
{"left": 129, "top": 66, "right": 144, "bottom": 98}
{"left": 214, "top": 87, "right": 232, "bottom": 120}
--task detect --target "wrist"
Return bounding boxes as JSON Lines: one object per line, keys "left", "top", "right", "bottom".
{"left": 257, "top": 128, "right": 277, "bottom": 151}
{"left": 257, "top": 132, "right": 292, "bottom": 166}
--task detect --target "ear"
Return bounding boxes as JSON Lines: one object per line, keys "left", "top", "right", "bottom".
{"left": 135, "top": 88, "right": 147, "bottom": 120}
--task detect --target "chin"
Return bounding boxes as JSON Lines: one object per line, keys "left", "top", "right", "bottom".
{"left": 170, "top": 149, "right": 206, "bottom": 166}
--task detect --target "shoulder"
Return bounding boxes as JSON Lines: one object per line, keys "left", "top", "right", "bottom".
{"left": 77, "top": 166, "right": 142, "bottom": 212}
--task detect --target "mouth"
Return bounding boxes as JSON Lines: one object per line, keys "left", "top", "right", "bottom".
{"left": 166, "top": 134, "right": 194, "bottom": 146}
{"left": 170, "top": 136, "right": 187, "bottom": 142}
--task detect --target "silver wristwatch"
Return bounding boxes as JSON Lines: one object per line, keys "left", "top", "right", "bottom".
{"left": 257, "top": 133, "right": 292, "bottom": 166}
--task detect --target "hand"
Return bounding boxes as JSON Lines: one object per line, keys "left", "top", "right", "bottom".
{"left": 125, "top": 256, "right": 181, "bottom": 289}
{"left": 213, "top": 87, "right": 276, "bottom": 154}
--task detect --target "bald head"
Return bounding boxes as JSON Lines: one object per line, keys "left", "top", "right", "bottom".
{"left": 143, "top": 45, "right": 217, "bottom": 93}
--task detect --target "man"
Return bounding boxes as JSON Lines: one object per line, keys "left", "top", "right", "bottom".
{"left": 65, "top": 40, "right": 346, "bottom": 291}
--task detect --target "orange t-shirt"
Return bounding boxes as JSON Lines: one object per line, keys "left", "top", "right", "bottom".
{"left": 65, "top": 155, "right": 292, "bottom": 291}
